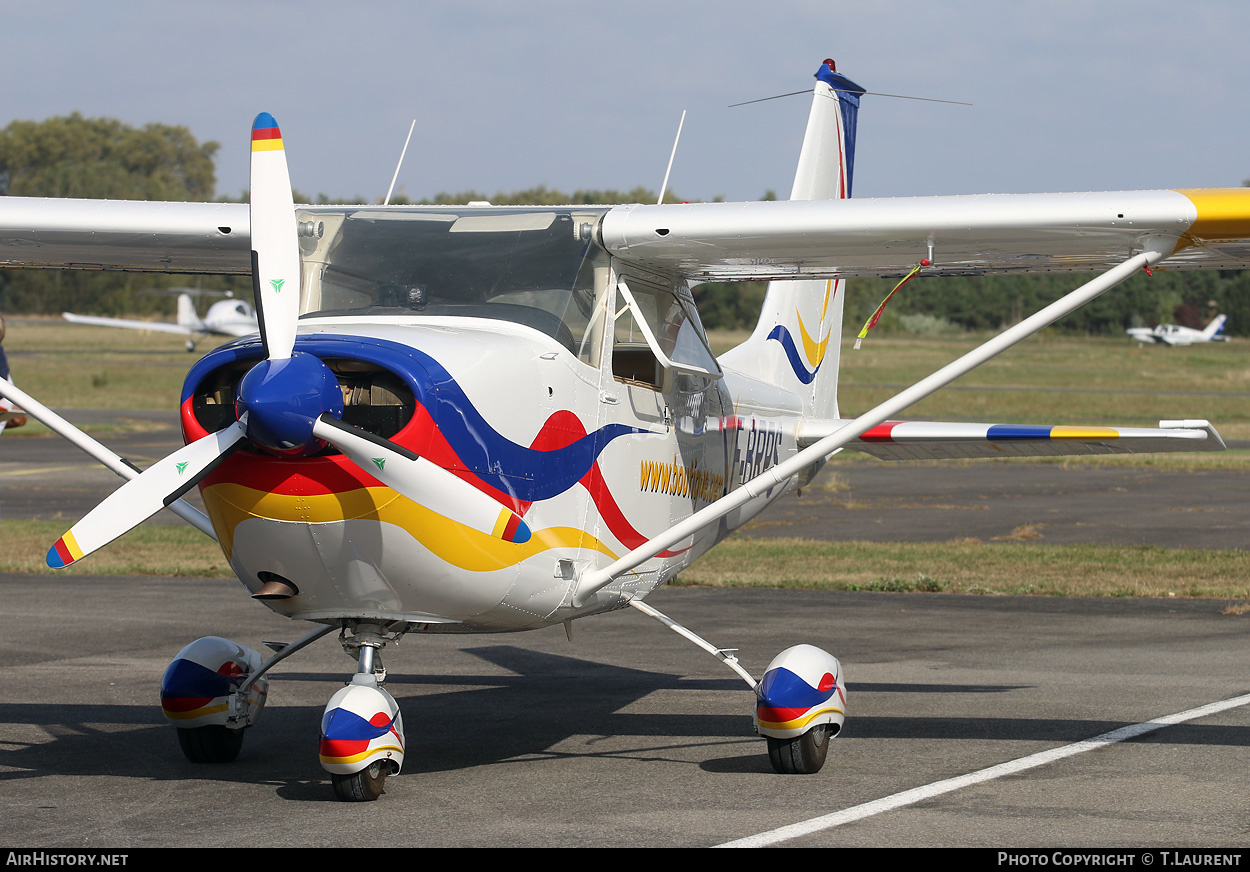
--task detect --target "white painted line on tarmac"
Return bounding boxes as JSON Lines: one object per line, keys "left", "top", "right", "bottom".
{"left": 716, "top": 691, "right": 1250, "bottom": 848}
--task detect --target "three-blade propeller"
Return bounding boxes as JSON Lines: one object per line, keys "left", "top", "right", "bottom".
{"left": 48, "top": 114, "right": 529, "bottom": 569}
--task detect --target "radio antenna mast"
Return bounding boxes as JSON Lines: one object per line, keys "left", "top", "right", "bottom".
{"left": 657, "top": 110, "right": 686, "bottom": 205}
{"left": 384, "top": 119, "right": 417, "bottom": 206}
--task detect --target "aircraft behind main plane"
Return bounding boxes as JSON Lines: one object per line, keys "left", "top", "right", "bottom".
{"left": 0, "top": 59, "right": 1244, "bottom": 801}
{"left": 64, "top": 290, "right": 259, "bottom": 351}
{"left": 1127, "top": 314, "right": 1230, "bottom": 346}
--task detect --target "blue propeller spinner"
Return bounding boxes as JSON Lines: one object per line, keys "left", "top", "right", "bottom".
{"left": 235, "top": 352, "right": 344, "bottom": 453}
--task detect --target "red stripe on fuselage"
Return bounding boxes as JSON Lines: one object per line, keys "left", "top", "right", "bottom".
{"left": 182, "top": 392, "right": 683, "bottom": 554}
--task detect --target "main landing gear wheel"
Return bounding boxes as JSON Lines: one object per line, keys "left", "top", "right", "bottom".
{"left": 331, "top": 760, "right": 388, "bottom": 802}
{"left": 176, "top": 725, "right": 245, "bottom": 764}
{"left": 766, "top": 724, "right": 832, "bottom": 775}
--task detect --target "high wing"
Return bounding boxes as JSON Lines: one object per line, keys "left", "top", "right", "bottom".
{"left": 600, "top": 189, "right": 1250, "bottom": 280}
{"left": 3, "top": 188, "right": 1250, "bottom": 279}
{"left": 0, "top": 198, "right": 249, "bottom": 274}
{"left": 62, "top": 311, "right": 199, "bottom": 335}
{"left": 797, "top": 418, "right": 1225, "bottom": 461}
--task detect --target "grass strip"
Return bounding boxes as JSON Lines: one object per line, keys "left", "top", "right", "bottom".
{"left": 4, "top": 518, "right": 1248, "bottom": 605}
{"left": 674, "top": 536, "right": 1250, "bottom": 600}
{"left": 0, "top": 520, "right": 231, "bottom": 577}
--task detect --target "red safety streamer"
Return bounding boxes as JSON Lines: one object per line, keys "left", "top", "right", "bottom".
{"left": 854, "top": 259, "right": 930, "bottom": 349}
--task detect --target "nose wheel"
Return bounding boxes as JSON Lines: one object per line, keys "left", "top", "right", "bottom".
{"left": 331, "top": 759, "right": 389, "bottom": 801}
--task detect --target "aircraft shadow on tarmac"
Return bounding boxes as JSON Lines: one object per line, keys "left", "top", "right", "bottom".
{"left": 2, "top": 646, "right": 1247, "bottom": 798}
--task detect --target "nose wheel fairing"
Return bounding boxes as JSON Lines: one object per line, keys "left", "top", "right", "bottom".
{"left": 319, "top": 675, "right": 405, "bottom": 778}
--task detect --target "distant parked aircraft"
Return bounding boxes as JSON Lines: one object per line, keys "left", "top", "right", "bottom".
{"left": 1127, "top": 314, "right": 1229, "bottom": 346}
{"left": 64, "top": 291, "right": 258, "bottom": 351}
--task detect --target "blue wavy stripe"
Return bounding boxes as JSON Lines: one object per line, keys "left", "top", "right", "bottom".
{"left": 411, "top": 345, "right": 645, "bottom": 501}
{"left": 161, "top": 658, "right": 236, "bottom": 701}
{"left": 321, "top": 707, "right": 395, "bottom": 741}
{"left": 186, "top": 334, "right": 648, "bottom": 502}
{"left": 766, "top": 326, "right": 818, "bottom": 385}
{"left": 757, "top": 666, "right": 834, "bottom": 711}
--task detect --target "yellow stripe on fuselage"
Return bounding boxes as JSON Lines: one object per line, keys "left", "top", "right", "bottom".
{"left": 200, "top": 482, "right": 617, "bottom": 571}
{"left": 251, "top": 138, "right": 285, "bottom": 152}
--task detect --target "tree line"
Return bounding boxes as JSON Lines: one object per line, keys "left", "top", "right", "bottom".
{"left": 0, "top": 114, "right": 1241, "bottom": 336}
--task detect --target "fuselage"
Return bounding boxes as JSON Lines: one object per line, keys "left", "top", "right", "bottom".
{"left": 200, "top": 299, "right": 260, "bottom": 337}
{"left": 1127, "top": 317, "right": 1228, "bottom": 346}
{"left": 180, "top": 206, "right": 808, "bottom": 633}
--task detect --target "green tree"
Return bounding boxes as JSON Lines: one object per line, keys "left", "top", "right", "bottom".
{"left": 0, "top": 114, "right": 225, "bottom": 314}
{"left": 0, "top": 113, "right": 217, "bottom": 200}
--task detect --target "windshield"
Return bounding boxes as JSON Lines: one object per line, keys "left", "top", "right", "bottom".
{"left": 296, "top": 206, "right": 612, "bottom": 359}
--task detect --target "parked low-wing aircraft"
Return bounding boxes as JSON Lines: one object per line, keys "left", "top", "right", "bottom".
{"left": 1127, "top": 313, "right": 1229, "bottom": 346}
{"left": 0, "top": 59, "right": 1245, "bottom": 801}
{"left": 64, "top": 290, "right": 259, "bottom": 351}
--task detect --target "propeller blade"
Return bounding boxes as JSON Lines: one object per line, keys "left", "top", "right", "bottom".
{"left": 310, "top": 415, "right": 531, "bottom": 544}
{"left": 47, "top": 421, "right": 247, "bottom": 568}
{"left": 249, "top": 112, "right": 301, "bottom": 361}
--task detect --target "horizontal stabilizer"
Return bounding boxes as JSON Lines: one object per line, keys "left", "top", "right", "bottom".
{"left": 796, "top": 418, "right": 1226, "bottom": 461}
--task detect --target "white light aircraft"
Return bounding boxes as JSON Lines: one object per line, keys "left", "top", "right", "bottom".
{"left": 0, "top": 59, "right": 1245, "bottom": 801}
{"left": 64, "top": 290, "right": 259, "bottom": 351}
{"left": 1127, "top": 313, "right": 1229, "bottom": 346}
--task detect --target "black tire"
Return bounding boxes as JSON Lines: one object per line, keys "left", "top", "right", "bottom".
{"left": 766, "top": 724, "right": 832, "bottom": 775}
{"left": 176, "top": 725, "right": 244, "bottom": 764}
{"left": 331, "top": 760, "right": 388, "bottom": 802}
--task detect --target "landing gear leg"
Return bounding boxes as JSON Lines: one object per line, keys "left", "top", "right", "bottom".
{"left": 320, "top": 624, "right": 406, "bottom": 802}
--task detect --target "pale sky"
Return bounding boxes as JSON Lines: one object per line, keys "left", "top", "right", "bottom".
{"left": 5, "top": 1, "right": 1249, "bottom": 204}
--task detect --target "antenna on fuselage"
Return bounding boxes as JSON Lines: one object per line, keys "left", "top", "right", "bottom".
{"left": 384, "top": 119, "right": 417, "bottom": 206}
{"left": 657, "top": 109, "right": 686, "bottom": 205}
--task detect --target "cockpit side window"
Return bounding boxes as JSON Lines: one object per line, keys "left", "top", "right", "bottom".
{"left": 611, "top": 275, "right": 719, "bottom": 389}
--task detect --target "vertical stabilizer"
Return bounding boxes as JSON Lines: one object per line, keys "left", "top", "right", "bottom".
{"left": 176, "top": 293, "right": 199, "bottom": 329}
{"left": 718, "top": 60, "right": 864, "bottom": 420}
{"left": 1204, "top": 314, "right": 1228, "bottom": 340}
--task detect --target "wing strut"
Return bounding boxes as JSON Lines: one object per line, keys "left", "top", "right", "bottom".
{"left": 572, "top": 240, "right": 1175, "bottom": 607}
{"left": 0, "top": 378, "right": 216, "bottom": 539}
